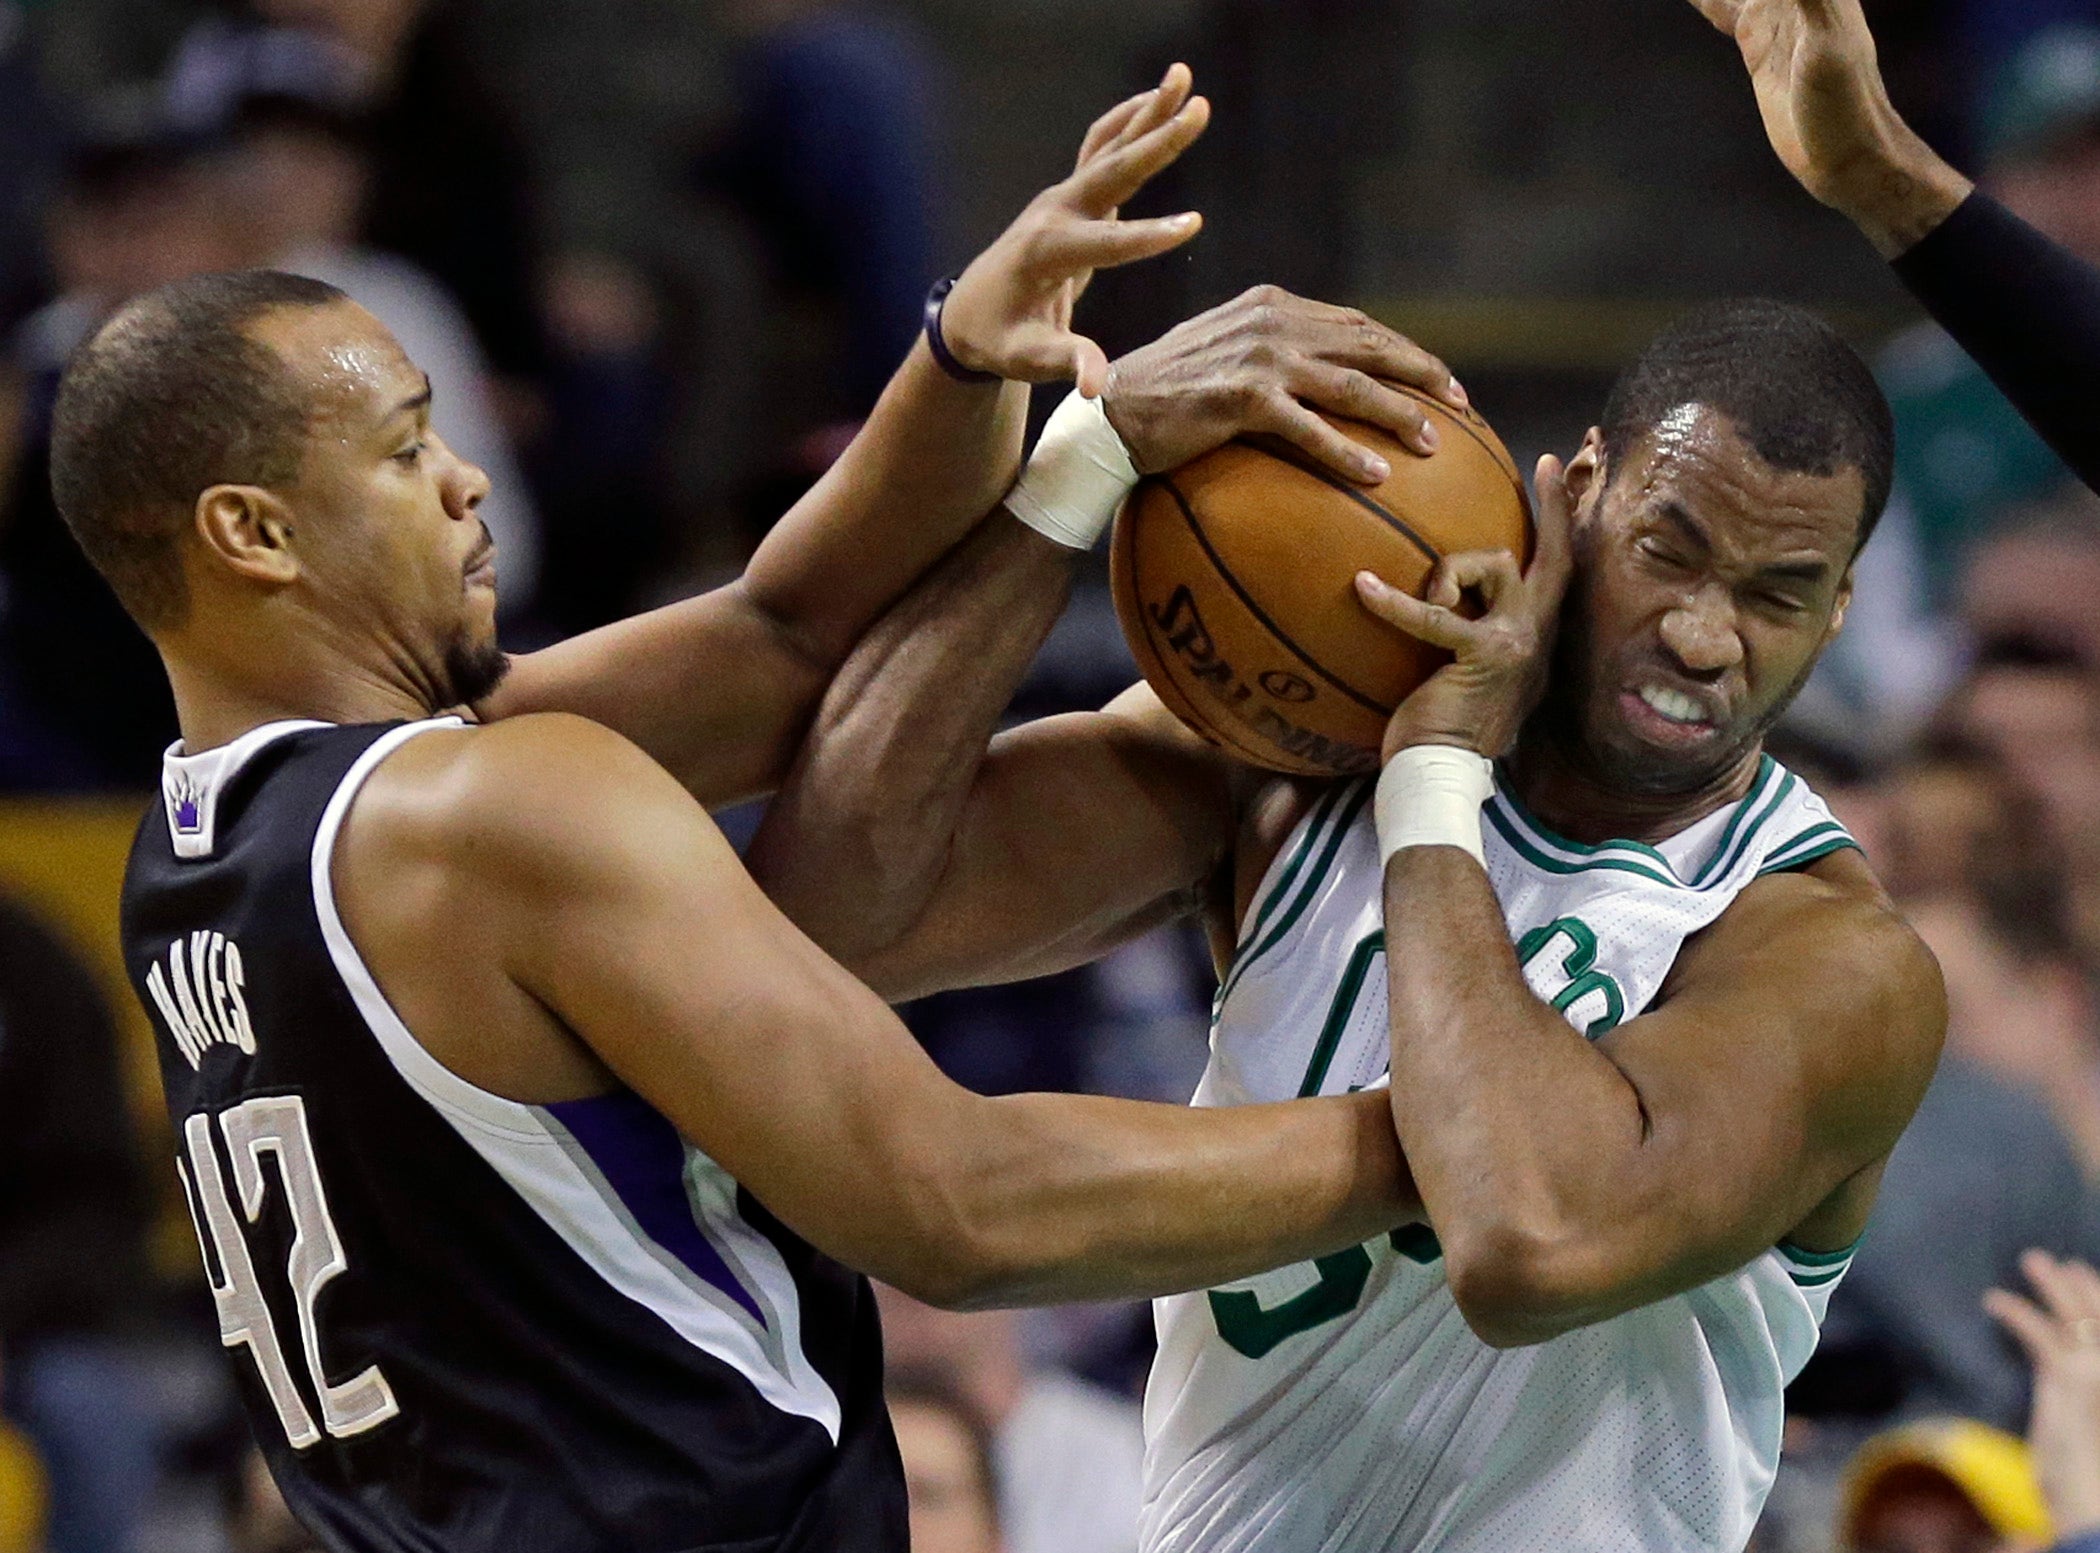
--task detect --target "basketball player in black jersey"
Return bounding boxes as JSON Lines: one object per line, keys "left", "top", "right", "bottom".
{"left": 50, "top": 72, "right": 1469, "bottom": 1553}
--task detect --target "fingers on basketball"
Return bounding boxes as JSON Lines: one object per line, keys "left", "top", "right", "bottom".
{"left": 1354, "top": 572, "right": 1473, "bottom": 651}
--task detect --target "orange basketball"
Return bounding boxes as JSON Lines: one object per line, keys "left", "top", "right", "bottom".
{"left": 1109, "top": 388, "right": 1532, "bottom": 777}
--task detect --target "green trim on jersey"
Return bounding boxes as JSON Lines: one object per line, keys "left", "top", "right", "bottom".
{"left": 1776, "top": 1235, "right": 1861, "bottom": 1288}
{"left": 1216, "top": 781, "right": 1373, "bottom": 1012}
{"left": 1491, "top": 771, "right": 1679, "bottom": 869}
{"left": 1757, "top": 824, "right": 1863, "bottom": 877}
{"left": 1689, "top": 757, "right": 1781, "bottom": 886}
{"left": 1484, "top": 802, "right": 1680, "bottom": 888}
{"left": 1699, "top": 768, "right": 1799, "bottom": 885}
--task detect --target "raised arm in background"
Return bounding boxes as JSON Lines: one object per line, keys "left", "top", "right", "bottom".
{"left": 1695, "top": 0, "right": 2100, "bottom": 493}
{"left": 745, "top": 292, "right": 1470, "bottom": 999}
{"left": 480, "top": 68, "right": 1214, "bottom": 809}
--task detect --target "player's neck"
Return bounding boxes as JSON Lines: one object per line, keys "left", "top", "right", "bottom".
{"left": 161, "top": 638, "right": 435, "bottom": 756}
{"left": 1503, "top": 734, "right": 1765, "bottom": 847}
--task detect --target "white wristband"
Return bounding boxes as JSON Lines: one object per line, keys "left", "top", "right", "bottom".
{"left": 1004, "top": 389, "right": 1140, "bottom": 551}
{"left": 1374, "top": 745, "right": 1495, "bottom": 869}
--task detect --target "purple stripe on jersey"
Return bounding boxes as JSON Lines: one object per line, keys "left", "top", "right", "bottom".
{"left": 543, "top": 1091, "right": 767, "bottom": 1326}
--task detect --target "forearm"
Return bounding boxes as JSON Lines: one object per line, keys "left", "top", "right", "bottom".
{"left": 747, "top": 512, "right": 1080, "bottom": 962}
{"left": 1891, "top": 191, "right": 2100, "bottom": 495}
{"left": 742, "top": 343, "right": 1031, "bottom": 666}
{"left": 1819, "top": 125, "right": 1972, "bottom": 259}
{"left": 1381, "top": 851, "right": 1648, "bottom": 1337}
{"left": 948, "top": 1088, "right": 1417, "bottom": 1308}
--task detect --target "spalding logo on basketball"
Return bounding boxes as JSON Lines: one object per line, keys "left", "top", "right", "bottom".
{"left": 1109, "top": 385, "right": 1532, "bottom": 778}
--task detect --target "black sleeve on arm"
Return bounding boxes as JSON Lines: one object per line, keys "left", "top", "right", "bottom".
{"left": 1892, "top": 190, "right": 2100, "bottom": 495}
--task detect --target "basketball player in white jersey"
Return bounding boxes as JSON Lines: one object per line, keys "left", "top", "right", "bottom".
{"left": 743, "top": 5, "right": 2007, "bottom": 1548}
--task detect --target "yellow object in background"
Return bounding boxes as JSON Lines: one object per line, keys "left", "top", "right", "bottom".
{"left": 1840, "top": 1416, "right": 2056, "bottom": 1546}
{"left": 0, "top": 1421, "right": 49, "bottom": 1553}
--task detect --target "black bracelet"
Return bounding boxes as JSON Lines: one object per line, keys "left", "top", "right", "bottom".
{"left": 923, "top": 276, "right": 1001, "bottom": 385}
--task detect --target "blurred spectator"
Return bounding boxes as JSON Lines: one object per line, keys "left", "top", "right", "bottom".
{"left": 1808, "top": 1054, "right": 2100, "bottom": 1431}
{"left": 0, "top": 892, "right": 157, "bottom": 1553}
{"left": 1984, "top": 1251, "right": 2100, "bottom": 1553}
{"left": 1836, "top": 1417, "right": 2054, "bottom": 1552}
{"left": 1823, "top": 26, "right": 2100, "bottom": 744}
{"left": 0, "top": 105, "right": 219, "bottom": 789}
{"left": 0, "top": 3, "right": 63, "bottom": 332}
{"left": 878, "top": 1285, "right": 1145, "bottom": 1553}
{"left": 200, "top": 78, "right": 541, "bottom": 609}
{"left": 1957, "top": 496, "right": 2100, "bottom": 670}
{"left": 165, "top": 0, "right": 548, "bottom": 386}
{"left": 889, "top": 1367, "right": 1006, "bottom": 1553}
{"left": 705, "top": 0, "right": 942, "bottom": 419}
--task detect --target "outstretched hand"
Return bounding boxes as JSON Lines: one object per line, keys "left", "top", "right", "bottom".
{"left": 939, "top": 65, "right": 1210, "bottom": 397}
{"left": 1354, "top": 454, "right": 1575, "bottom": 761}
{"left": 1689, "top": 0, "right": 1970, "bottom": 254}
{"left": 1986, "top": 1250, "right": 2100, "bottom": 1541}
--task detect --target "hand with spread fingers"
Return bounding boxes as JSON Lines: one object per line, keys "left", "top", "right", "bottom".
{"left": 1353, "top": 454, "right": 1575, "bottom": 761}
{"left": 1688, "top": 0, "right": 1972, "bottom": 255}
{"left": 1102, "top": 285, "right": 1470, "bottom": 487}
{"left": 1985, "top": 1250, "right": 2100, "bottom": 1542}
{"left": 937, "top": 64, "right": 1210, "bottom": 397}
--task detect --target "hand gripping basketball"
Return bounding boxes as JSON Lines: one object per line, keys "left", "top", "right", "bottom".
{"left": 1355, "top": 453, "right": 1576, "bottom": 762}
{"left": 937, "top": 65, "right": 1211, "bottom": 397}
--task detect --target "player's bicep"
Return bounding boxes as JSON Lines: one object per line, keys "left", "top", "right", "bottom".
{"left": 858, "top": 686, "right": 1238, "bottom": 999}
{"left": 479, "top": 728, "right": 978, "bottom": 1284}
{"left": 1587, "top": 888, "right": 1942, "bottom": 1303}
{"left": 482, "top": 582, "right": 826, "bottom": 809}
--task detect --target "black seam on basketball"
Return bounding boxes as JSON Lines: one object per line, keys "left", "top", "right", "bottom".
{"left": 1242, "top": 440, "right": 1443, "bottom": 567}
{"left": 1157, "top": 476, "right": 1391, "bottom": 716}
{"left": 1128, "top": 482, "right": 1314, "bottom": 771}
{"left": 1385, "top": 384, "right": 1538, "bottom": 554}
{"left": 1390, "top": 383, "right": 1527, "bottom": 498}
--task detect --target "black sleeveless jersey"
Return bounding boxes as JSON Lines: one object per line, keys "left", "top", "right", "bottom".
{"left": 120, "top": 718, "right": 906, "bottom": 1553}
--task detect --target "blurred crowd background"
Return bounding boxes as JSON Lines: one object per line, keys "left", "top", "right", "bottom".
{"left": 4, "top": 0, "right": 2100, "bottom": 1551}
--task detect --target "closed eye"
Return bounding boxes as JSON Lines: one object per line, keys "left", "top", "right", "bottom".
{"left": 1636, "top": 537, "right": 1692, "bottom": 571}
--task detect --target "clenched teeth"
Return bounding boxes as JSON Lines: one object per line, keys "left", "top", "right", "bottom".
{"left": 1639, "top": 685, "right": 1710, "bottom": 725}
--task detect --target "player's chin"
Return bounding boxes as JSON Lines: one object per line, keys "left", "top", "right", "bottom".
{"left": 1593, "top": 704, "right": 1744, "bottom": 796}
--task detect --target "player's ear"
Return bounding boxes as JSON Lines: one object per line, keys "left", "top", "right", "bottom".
{"left": 194, "top": 485, "right": 302, "bottom": 591}
{"left": 1825, "top": 565, "right": 1854, "bottom": 643}
{"left": 1562, "top": 428, "right": 1607, "bottom": 525}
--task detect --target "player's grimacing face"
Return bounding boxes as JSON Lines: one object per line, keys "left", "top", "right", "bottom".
{"left": 1550, "top": 406, "right": 1860, "bottom": 796}
{"left": 252, "top": 302, "right": 505, "bottom": 708}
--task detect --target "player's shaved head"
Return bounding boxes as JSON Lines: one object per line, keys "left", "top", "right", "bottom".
{"left": 50, "top": 269, "right": 349, "bottom": 631}
{"left": 1602, "top": 299, "right": 1895, "bottom": 553}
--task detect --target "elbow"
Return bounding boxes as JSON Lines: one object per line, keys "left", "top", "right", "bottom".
{"left": 1441, "top": 1217, "right": 1612, "bottom": 1350}
{"left": 867, "top": 1159, "right": 1036, "bottom": 1313}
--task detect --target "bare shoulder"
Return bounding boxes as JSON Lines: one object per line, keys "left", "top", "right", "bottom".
{"left": 345, "top": 713, "right": 717, "bottom": 892}
{"left": 1669, "top": 846, "right": 1947, "bottom": 1134}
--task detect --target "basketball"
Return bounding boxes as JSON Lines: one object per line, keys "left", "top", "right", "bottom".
{"left": 1109, "top": 388, "right": 1533, "bottom": 777}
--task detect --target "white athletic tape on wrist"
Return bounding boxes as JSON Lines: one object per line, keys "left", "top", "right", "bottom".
{"left": 1004, "top": 389, "right": 1139, "bottom": 551}
{"left": 1375, "top": 745, "right": 1496, "bottom": 869}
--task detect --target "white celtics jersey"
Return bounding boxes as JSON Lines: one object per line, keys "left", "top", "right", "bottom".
{"left": 1143, "top": 756, "right": 1860, "bottom": 1553}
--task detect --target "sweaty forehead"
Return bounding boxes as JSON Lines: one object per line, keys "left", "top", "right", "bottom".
{"left": 1610, "top": 403, "right": 1864, "bottom": 559}
{"left": 246, "top": 299, "right": 422, "bottom": 436}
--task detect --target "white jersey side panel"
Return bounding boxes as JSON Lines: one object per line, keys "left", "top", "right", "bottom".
{"left": 1142, "top": 759, "right": 1858, "bottom": 1553}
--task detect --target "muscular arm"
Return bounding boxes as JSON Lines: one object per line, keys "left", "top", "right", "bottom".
{"left": 1382, "top": 846, "right": 1942, "bottom": 1347}
{"left": 1890, "top": 195, "right": 2100, "bottom": 498}
{"left": 1698, "top": 0, "right": 2100, "bottom": 491}
{"left": 361, "top": 715, "right": 1413, "bottom": 1308}
{"left": 477, "top": 73, "right": 1212, "bottom": 808}
{"left": 749, "top": 288, "right": 1469, "bottom": 993}
{"left": 745, "top": 495, "right": 1238, "bottom": 999}
{"left": 483, "top": 348, "right": 1029, "bottom": 808}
